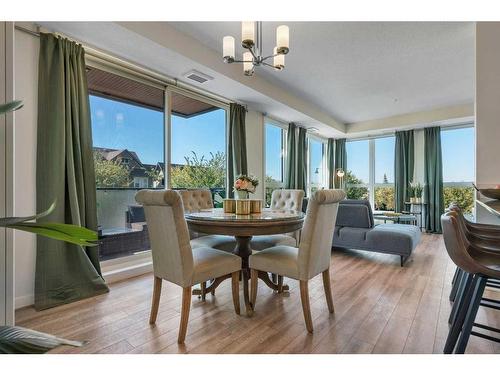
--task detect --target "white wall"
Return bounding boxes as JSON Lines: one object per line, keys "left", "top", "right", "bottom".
{"left": 13, "top": 27, "right": 38, "bottom": 308}
{"left": 475, "top": 22, "right": 500, "bottom": 187}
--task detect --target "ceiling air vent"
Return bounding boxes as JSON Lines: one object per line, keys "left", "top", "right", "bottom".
{"left": 183, "top": 70, "right": 214, "bottom": 84}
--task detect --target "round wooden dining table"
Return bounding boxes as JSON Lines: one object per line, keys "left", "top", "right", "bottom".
{"left": 185, "top": 208, "right": 305, "bottom": 315}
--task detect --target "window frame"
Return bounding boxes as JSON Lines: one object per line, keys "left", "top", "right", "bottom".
{"left": 346, "top": 135, "right": 396, "bottom": 210}
{"left": 86, "top": 58, "right": 230, "bottom": 271}
{"left": 263, "top": 118, "right": 287, "bottom": 205}
{"left": 307, "top": 134, "right": 327, "bottom": 196}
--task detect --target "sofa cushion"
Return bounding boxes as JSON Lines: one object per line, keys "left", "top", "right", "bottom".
{"left": 336, "top": 204, "right": 372, "bottom": 228}
{"left": 335, "top": 227, "right": 370, "bottom": 248}
{"left": 365, "top": 224, "right": 421, "bottom": 256}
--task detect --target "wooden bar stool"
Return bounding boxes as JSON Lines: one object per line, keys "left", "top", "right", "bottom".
{"left": 441, "top": 211, "right": 500, "bottom": 353}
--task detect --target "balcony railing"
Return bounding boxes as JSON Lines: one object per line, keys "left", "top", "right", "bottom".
{"left": 96, "top": 187, "right": 226, "bottom": 261}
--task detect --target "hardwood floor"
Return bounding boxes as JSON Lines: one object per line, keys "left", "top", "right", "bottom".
{"left": 15, "top": 234, "right": 500, "bottom": 354}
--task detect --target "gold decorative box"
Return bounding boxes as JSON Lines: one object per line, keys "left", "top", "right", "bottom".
{"left": 250, "top": 199, "right": 262, "bottom": 213}
{"left": 235, "top": 199, "right": 251, "bottom": 215}
{"left": 223, "top": 199, "right": 236, "bottom": 213}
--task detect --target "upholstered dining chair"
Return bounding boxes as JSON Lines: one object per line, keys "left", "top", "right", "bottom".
{"left": 249, "top": 189, "right": 346, "bottom": 333}
{"left": 250, "top": 189, "right": 305, "bottom": 250}
{"left": 135, "top": 190, "right": 242, "bottom": 344}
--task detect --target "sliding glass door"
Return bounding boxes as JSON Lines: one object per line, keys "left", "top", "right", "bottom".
{"left": 87, "top": 67, "right": 227, "bottom": 262}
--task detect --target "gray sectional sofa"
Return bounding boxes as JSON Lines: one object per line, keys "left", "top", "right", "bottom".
{"left": 303, "top": 198, "right": 420, "bottom": 266}
{"left": 332, "top": 200, "right": 420, "bottom": 266}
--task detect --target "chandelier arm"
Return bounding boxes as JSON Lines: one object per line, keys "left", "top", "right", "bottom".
{"left": 231, "top": 59, "right": 254, "bottom": 63}
{"left": 246, "top": 46, "right": 258, "bottom": 61}
{"left": 262, "top": 62, "right": 276, "bottom": 68}
{"left": 261, "top": 54, "right": 280, "bottom": 62}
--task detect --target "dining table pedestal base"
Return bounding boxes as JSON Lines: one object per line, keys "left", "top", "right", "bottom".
{"left": 192, "top": 235, "right": 289, "bottom": 316}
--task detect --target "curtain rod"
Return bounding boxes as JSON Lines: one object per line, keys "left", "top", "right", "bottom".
{"left": 14, "top": 24, "right": 240, "bottom": 109}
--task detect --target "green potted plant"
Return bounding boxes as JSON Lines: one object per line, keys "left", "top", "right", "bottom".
{"left": 0, "top": 100, "right": 97, "bottom": 354}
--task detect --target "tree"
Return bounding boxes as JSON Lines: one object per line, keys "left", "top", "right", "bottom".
{"left": 171, "top": 151, "right": 226, "bottom": 189}
{"left": 375, "top": 186, "right": 395, "bottom": 211}
{"left": 146, "top": 168, "right": 164, "bottom": 188}
{"left": 383, "top": 173, "right": 389, "bottom": 184}
{"left": 444, "top": 186, "right": 475, "bottom": 213}
{"left": 345, "top": 170, "right": 369, "bottom": 200}
{"left": 265, "top": 175, "right": 282, "bottom": 206}
{"left": 94, "top": 154, "right": 131, "bottom": 187}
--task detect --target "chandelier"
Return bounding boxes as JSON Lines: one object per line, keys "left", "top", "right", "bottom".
{"left": 222, "top": 22, "right": 290, "bottom": 76}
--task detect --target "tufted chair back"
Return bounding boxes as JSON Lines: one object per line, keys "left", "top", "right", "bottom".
{"left": 177, "top": 189, "right": 214, "bottom": 212}
{"left": 270, "top": 189, "right": 305, "bottom": 211}
{"left": 135, "top": 190, "right": 194, "bottom": 287}
{"left": 298, "top": 189, "right": 345, "bottom": 280}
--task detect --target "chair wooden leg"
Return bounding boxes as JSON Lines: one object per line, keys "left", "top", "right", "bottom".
{"left": 322, "top": 269, "right": 335, "bottom": 313}
{"left": 201, "top": 281, "right": 206, "bottom": 302}
{"left": 250, "top": 269, "right": 259, "bottom": 309}
{"left": 149, "top": 276, "right": 162, "bottom": 324}
{"left": 300, "top": 280, "right": 313, "bottom": 333}
{"left": 178, "top": 286, "right": 192, "bottom": 344}
{"left": 231, "top": 271, "right": 240, "bottom": 315}
{"left": 277, "top": 275, "right": 284, "bottom": 293}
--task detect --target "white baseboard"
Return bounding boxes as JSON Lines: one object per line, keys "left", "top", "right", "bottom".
{"left": 14, "top": 257, "right": 153, "bottom": 310}
{"left": 15, "top": 294, "right": 34, "bottom": 309}
{"left": 103, "top": 261, "right": 153, "bottom": 284}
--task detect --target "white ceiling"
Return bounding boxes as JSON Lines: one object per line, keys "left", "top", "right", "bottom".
{"left": 37, "top": 21, "right": 475, "bottom": 137}
{"left": 171, "top": 22, "right": 475, "bottom": 123}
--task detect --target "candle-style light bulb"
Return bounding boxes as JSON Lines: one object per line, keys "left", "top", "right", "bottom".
{"left": 243, "top": 51, "right": 254, "bottom": 76}
{"left": 242, "top": 22, "right": 255, "bottom": 49}
{"left": 223, "top": 36, "right": 235, "bottom": 63}
{"left": 273, "top": 47, "right": 285, "bottom": 70}
{"left": 276, "top": 25, "right": 289, "bottom": 54}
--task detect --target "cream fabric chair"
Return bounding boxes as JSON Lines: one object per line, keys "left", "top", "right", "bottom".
{"left": 178, "top": 189, "right": 238, "bottom": 253}
{"left": 135, "top": 190, "right": 242, "bottom": 344}
{"left": 249, "top": 189, "right": 346, "bottom": 333}
{"left": 251, "top": 189, "right": 305, "bottom": 250}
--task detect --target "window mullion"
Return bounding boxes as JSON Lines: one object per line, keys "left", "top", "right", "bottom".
{"left": 369, "top": 139, "right": 375, "bottom": 209}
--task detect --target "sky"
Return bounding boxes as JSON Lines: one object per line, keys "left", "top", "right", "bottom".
{"left": 346, "top": 128, "right": 475, "bottom": 184}
{"left": 90, "top": 95, "right": 225, "bottom": 166}
{"left": 90, "top": 95, "right": 475, "bottom": 184}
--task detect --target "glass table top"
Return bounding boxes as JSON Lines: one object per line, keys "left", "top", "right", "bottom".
{"left": 185, "top": 208, "right": 305, "bottom": 222}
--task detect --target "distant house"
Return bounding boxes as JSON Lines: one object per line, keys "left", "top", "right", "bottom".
{"left": 94, "top": 147, "right": 156, "bottom": 188}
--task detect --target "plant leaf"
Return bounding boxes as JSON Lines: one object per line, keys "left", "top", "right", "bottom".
{"left": 0, "top": 100, "right": 23, "bottom": 115}
{"left": 0, "top": 202, "right": 56, "bottom": 227}
{"left": 0, "top": 325, "right": 86, "bottom": 354}
{"left": 7, "top": 222, "right": 98, "bottom": 247}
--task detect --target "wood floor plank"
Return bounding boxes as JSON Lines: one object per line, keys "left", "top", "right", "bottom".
{"left": 15, "top": 233, "right": 500, "bottom": 354}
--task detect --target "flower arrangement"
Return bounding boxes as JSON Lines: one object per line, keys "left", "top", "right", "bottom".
{"left": 234, "top": 175, "right": 259, "bottom": 199}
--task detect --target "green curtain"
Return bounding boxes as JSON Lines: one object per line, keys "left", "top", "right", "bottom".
{"left": 424, "top": 127, "right": 444, "bottom": 233}
{"left": 35, "top": 33, "right": 108, "bottom": 310}
{"left": 327, "top": 138, "right": 335, "bottom": 189}
{"left": 334, "top": 139, "right": 347, "bottom": 189}
{"left": 227, "top": 103, "right": 248, "bottom": 198}
{"left": 284, "top": 123, "right": 297, "bottom": 189}
{"left": 394, "top": 130, "right": 414, "bottom": 213}
{"left": 296, "top": 127, "right": 307, "bottom": 192}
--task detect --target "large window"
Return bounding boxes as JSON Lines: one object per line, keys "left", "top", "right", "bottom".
{"left": 170, "top": 91, "right": 227, "bottom": 207}
{"left": 346, "top": 139, "right": 370, "bottom": 202}
{"left": 442, "top": 126, "right": 475, "bottom": 213}
{"left": 88, "top": 67, "right": 227, "bottom": 261}
{"left": 346, "top": 136, "right": 396, "bottom": 210}
{"left": 90, "top": 89, "right": 164, "bottom": 261}
{"left": 264, "top": 122, "right": 285, "bottom": 206}
{"left": 308, "top": 138, "right": 326, "bottom": 195}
